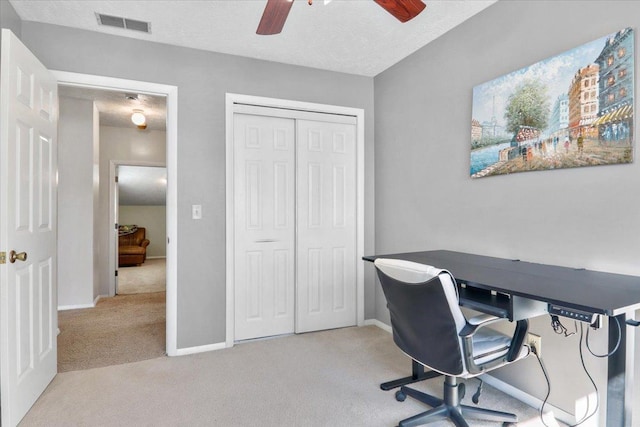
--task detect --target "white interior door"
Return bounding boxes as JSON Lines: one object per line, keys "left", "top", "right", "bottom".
{"left": 296, "top": 119, "right": 357, "bottom": 333}
{"left": 0, "top": 29, "right": 58, "bottom": 427}
{"left": 233, "top": 113, "right": 296, "bottom": 341}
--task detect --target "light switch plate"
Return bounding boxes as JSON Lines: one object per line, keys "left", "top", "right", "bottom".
{"left": 192, "top": 204, "right": 202, "bottom": 220}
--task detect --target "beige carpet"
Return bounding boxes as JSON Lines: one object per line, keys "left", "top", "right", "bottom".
{"left": 117, "top": 258, "right": 166, "bottom": 294}
{"left": 57, "top": 292, "right": 166, "bottom": 372}
{"left": 23, "top": 326, "right": 559, "bottom": 427}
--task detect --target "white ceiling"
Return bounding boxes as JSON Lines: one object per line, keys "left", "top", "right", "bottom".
{"left": 59, "top": 85, "right": 167, "bottom": 130}
{"left": 9, "top": 0, "right": 496, "bottom": 77}
{"left": 118, "top": 165, "right": 167, "bottom": 206}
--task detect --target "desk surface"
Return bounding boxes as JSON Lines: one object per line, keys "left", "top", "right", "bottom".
{"left": 364, "top": 250, "right": 640, "bottom": 316}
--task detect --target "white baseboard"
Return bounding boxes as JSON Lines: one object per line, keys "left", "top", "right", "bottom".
{"left": 367, "top": 319, "right": 578, "bottom": 425}
{"left": 147, "top": 255, "right": 166, "bottom": 260}
{"left": 58, "top": 294, "right": 107, "bottom": 311}
{"left": 58, "top": 302, "right": 94, "bottom": 311}
{"left": 363, "top": 318, "right": 392, "bottom": 333}
{"left": 174, "top": 341, "right": 226, "bottom": 356}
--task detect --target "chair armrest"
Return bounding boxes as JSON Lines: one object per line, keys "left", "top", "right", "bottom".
{"left": 467, "top": 313, "right": 503, "bottom": 327}
{"left": 459, "top": 314, "right": 503, "bottom": 338}
{"left": 505, "top": 319, "right": 529, "bottom": 362}
{"left": 141, "top": 239, "right": 150, "bottom": 249}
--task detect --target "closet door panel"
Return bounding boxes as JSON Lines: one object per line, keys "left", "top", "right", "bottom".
{"left": 296, "top": 120, "right": 357, "bottom": 333}
{"left": 234, "top": 114, "right": 295, "bottom": 341}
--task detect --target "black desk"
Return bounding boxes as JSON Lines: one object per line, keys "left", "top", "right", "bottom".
{"left": 364, "top": 250, "right": 640, "bottom": 427}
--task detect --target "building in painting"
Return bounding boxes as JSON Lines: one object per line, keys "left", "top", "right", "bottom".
{"left": 471, "top": 119, "right": 483, "bottom": 144}
{"left": 549, "top": 94, "right": 569, "bottom": 138}
{"left": 481, "top": 117, "right": 500, "bottom": 139}
{"left": 593, "top": 27, "right": 634, "bottom": 143}
{"left": 568, "top": 64, "right": 599, "bottom": 138}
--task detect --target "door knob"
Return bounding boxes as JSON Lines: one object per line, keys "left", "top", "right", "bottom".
{"left": 9, "top": 250, "right": 27, "bottom": 263}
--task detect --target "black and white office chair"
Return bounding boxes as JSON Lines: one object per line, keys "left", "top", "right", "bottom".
{"left": 374, "top": 258, "right": 531, "bottom": 427}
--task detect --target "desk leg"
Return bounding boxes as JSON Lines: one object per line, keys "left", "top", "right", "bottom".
{"left": 606, "top": 313, "right": 634, "bottom": 427}
{"left": 380, "top": 359, "right": 441, "bottom": 391}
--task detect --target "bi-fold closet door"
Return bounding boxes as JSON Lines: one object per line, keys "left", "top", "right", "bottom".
{"left": 233, "top": 106, "right": 357, "bottom": 341}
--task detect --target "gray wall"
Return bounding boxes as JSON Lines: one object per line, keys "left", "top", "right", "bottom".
{"left": 57, "top": 96, "right": 95, "bottom": 307}
{"left": 19, "top": 21, "right": 375, "bottom": 349}
{"left": 0, "top": 0, "right": 21, "bottom": 43}
{"left": 374, "top": 0, "right": 639, "bottom": 422}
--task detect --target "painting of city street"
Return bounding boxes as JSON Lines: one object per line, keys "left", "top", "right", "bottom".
{"left": 471, "top": 28, "right": 634, "bottom": 178}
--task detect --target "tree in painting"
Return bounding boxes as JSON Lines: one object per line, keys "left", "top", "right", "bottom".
{"left": 504, "top": 80, "right": 550, "bottom": 134}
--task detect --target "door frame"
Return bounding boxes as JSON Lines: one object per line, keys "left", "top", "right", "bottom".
{"left": 111, "top": 161, "right": 166, "bottom": 294}
{"left": 225, "top": 93, "right": 365, "bottom": 347}
{"left": 51, "top": 71, "right": 179, "bottom": 356}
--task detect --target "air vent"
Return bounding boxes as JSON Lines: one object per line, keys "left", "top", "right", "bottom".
{"left": 96, "top": 13, "right": 151, "bottom": 33}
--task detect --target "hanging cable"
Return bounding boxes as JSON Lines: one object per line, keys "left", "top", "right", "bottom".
{"left": 574, "top": 323, "right": 599, "bottom": 425}
{"left": 534, "top": 351, "right": 553, "bottom": 427}
{"left": 538, "top": 318, "right": 600, "bottom": 426}
{"left": 550, "top": 314, "right": 576, "bottom": 337}
{"left": 586, "top": 316, "right": 621, "bottom": 358}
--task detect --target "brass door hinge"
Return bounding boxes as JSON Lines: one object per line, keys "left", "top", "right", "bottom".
{"left": 0, "top": 252, "right": 5, "bottom": 265}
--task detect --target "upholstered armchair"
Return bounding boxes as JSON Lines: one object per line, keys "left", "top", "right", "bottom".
{"left": 118, "top": 227, "right": 150, "bottom": 266}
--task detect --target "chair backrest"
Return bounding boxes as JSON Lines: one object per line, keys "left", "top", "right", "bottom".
{"left": 374, "top": 258, "right": 467, "bottom": 376}
{"left": 118, "top": 227, "right": 146, "bottom": 247}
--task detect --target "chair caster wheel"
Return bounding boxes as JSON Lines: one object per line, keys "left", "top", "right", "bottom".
{"left": 502, "top": 423, "right": 516, "bottom": 427}
{"left": 395, "top": 390, "right": 406, "bottom": 402}
{"left": 459, "top": 383, "right": 466, "bottom": 400}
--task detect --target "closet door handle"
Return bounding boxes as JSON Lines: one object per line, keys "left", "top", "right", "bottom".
{"left": 255, "top": 239, "right": 277, "bottom": 243}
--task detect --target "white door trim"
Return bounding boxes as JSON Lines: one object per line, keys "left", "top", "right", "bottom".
{"left": 225, "top": 93, "right": 365, "bottom": 348}
{"left": 51, "top": 71, "right": 179, "bottom": 357}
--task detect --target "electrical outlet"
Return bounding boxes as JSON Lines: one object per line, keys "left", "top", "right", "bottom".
{"left": 527, "top": 333, "right": 542, "bottom": 358}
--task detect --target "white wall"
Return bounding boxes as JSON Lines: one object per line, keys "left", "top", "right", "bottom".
{"left": 56, "top": 107, "right": 166, "bottom": 304}
{"left": 99, "top": 126, "right": 166, "bottom": 295}
{"left": 57, "top": 96, "right": 95, "bottom": 308}
{"left": 119, "top": 205, "right": 166, "bottom": 258}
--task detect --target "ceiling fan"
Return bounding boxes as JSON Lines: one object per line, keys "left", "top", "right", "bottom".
{"left": 256, "top": 0, "right": 426, "bottom": 35}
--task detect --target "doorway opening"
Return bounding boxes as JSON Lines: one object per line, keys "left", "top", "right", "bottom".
{"left": 116, "top": 164, "right": 167, "bottom": 295}
{"left": 54, "top": 71, "right": 178, "bottom": 371}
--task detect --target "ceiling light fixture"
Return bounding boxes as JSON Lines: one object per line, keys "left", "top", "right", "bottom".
{"left": 131, "top": 110, "right": 146, "bottom": 126}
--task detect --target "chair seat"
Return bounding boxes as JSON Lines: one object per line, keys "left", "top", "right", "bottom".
{"left": 471, "top": 329, "right": 510, "bottom": 361}
{"left": 119, "top": 245, "right": 146, "bottom": 255}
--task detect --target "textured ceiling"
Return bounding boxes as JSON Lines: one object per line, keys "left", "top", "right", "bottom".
{"left": 118, "top": 165, "right": 167, "bottom": 206}
{"left": 59, "top": 85, "right": 167, "bottom": 130}
{"left": 9, "top": 0, "right": 496, "bottom": 77}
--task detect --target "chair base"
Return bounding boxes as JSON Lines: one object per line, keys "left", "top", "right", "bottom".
{"left": 381, "top": 359, "right": 442, "bottom": 391}
{"left": 394, "top": 376, "right": 517, "bottom": 427}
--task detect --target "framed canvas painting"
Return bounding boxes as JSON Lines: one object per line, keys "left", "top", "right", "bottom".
{"left": 471, "top": 28, "right": 633, "bottom": 178}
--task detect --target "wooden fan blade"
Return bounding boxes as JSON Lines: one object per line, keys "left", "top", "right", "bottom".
{"left": 257, "top": 0, "right": 295, "bottom": 35}
{"left": 374, "top": 0, "right": 426, "bottom": 23}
